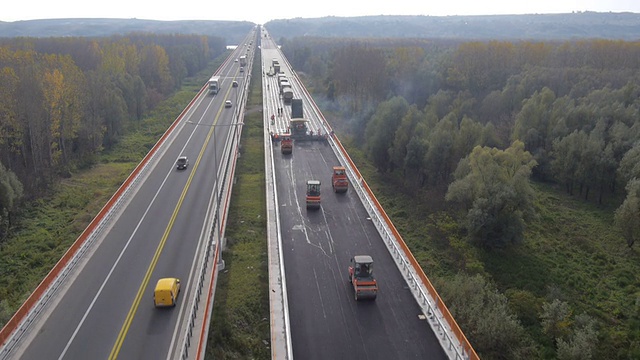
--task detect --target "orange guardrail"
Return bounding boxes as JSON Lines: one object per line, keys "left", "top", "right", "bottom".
{"left": 290, "top": 73, "right": 479, "bottom": 359}
{"left": 332, "top": 131, "right": 479, "bottom": 360}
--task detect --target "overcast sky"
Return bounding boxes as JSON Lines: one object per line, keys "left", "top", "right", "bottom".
{"left": 3, "top": 0, "right": 640, "bottom": 25}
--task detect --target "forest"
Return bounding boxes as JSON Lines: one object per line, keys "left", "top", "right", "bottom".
{"left": 0, "top": 34, "right": 226, "bottom": 238}
{"left": 281, "top": 36, "right": 640, "bottom": 359}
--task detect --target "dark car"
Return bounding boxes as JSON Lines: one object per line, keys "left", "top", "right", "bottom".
{"left": 232, "top": 80, "right": 238, "bottom": 87}
{"left": 176, "top": 156, "right": 189, "bottom": 170}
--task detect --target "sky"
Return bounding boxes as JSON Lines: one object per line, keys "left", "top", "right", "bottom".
{"left": 3, "top": 0, "right": 640, "bottom": 25}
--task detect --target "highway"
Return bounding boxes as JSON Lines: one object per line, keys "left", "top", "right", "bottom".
{"left": 6, "top": 34, "right": 254, "bottom": 360}
{"left": 261, "top": 30, "right": 449, "bottom": 359}
{"left": 1, "top": 26, "right": 472, "bottom": 360}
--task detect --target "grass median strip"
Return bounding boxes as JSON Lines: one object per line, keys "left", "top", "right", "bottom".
{"left": 205, "top": 57, "right": 270, "bottom": 359}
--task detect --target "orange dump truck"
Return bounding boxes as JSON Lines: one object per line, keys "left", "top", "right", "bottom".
{"left": 332, "top": 166, "right": 348, "bottom": 193}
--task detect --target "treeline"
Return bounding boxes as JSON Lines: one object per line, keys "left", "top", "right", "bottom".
{"left": 284, "top": 38, "right": 640, "bottom": 247}
{"left": 0, "top": 34, "right": 225, "bottom": 237}
{"left": 282, "top": 37, "right": 640, "bottom": 359}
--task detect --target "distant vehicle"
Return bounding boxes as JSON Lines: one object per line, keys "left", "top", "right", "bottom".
{"left": 280, "top": 133, "right": 292, "bottom": 155}
{"left": 232, "top": 80, "right": 238, "bottom": 88}
{"left": 235, "top": 58, "right": 238, "bottom": 62}
{"left": 176, "top": 156, "right": 189, "bottom": 170}
{"left": 154, "top": 278, "right": 181, "bottom": 307}
{"left": 239, "top": 55, "right": 247, "bottom": 67}
{"left": 282, "top": 86, "right": 293, "bottom": 103}
{"left": 291, "top": 99, "right": 303, "bottom": 118}
{"left": 306, "top": 180, "right": 321, "bottom": 209}
{"left": 208, "top": 76, "right": 220, "bottom": 94}
{"left": 348, "top": 256, "right": 378, "bottom": 301}
{"left": 225, "top": 100, "right": 232, "bottom": 108}
{"left": 240, "top": 67, "right": 244, "bottom": 73}
{"left": 277, "top": 74, "right": 287, "bottom": 88}
{"left": 332, "top": 166, "right": 348, "bottom": 193}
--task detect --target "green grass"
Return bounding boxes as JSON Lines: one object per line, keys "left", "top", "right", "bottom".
{"left": 206, "top": 54, "right": 271, "bottom": 359}
{"left": 0, "top": 161, "right": 138, "bottom": 324}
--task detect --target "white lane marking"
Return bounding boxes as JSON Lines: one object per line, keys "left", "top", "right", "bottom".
{"left": 58, "top": 95, "right": 215, "bottom": 359}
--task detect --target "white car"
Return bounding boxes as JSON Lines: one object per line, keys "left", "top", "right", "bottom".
{"left": 225, "top": 100, "right": 232, "bottom": 108}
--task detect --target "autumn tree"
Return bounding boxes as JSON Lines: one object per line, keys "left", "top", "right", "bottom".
{"left": 446, "top": 141, "right": 537, "bottom": 248}
{"left": 42, "top": 54, "right": 85, "bottom": 169}
{"left": 0, "top": 162, "right": 23, "bottom": 239}
{"left": 330, "top": 43, "right": 387, "bottom": 113}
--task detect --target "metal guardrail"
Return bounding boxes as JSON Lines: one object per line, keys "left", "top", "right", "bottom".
{"left": 178, "top": 44, "right": 251, "bottom": 360}
{"left": 0, "top": 43, "right": 252, "bottom": 360}
{"left": 284, "top": 59, "right": 478, "bottom": 360}
{"left": 178, "top": 110, "right": 245, "bottom": 360}
{"left": 0, "top": 81, "right": 202, "bottom": 359}
{"left": 262, "top": 48, "right": 294, "bottom": 359}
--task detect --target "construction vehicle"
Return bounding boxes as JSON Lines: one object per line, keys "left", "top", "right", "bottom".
{"left": 348, "top": 256, "right": 378, "bottom": 301}
{"left": 208, "top": 76, "right": 220, "bottom": 94}
{"left": 291, "top": 99, "right": 303, "bottom": 118}
{"left": 290, "top": 118, "right": 328, "bottom": 142}
{"left": 332, "top": 166, "right": 349, "bottom": 193}
{"left": 280, "top": 133, "right": 293, "bottom": 154}
{"left": 306, "top": 180, "right": 321, "bottom": 209}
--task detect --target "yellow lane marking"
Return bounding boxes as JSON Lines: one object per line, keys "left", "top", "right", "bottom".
{"left": 108, "top": 100, "right": 225, "bottom": 359}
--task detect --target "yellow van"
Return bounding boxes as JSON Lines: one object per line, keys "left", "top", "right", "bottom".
{"left": 153, "top": 278, "right": 181, "bottom": 307}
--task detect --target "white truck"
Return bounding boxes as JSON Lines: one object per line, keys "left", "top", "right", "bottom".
{"left": 282, "top": 86, "right": 293, "bottom": 103}
{"left": 208, "top": 76, "right": 220, "bottom": 94}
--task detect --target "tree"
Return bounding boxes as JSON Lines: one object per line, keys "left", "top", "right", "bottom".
{"left": 614, "top": 179, "right": 640, "bottom": 248}
{"left": 618, "top": 142, "right": 640, "bottom": 185}
{"left": 330, "top": 43, "right": 387, "bottom": 113}
{"left": 540, "top": 299, "right": 572, "bottom": 342}
{"left": 0, "top": 162, "right": 23, "bottom": 239}
{"left": 364, "top": 96, "right": 409, "bottom": 172}
{"left": 423, "top": 114, "right": 456, "bottom": 185}
{"left": 435, "top": 274, "right": 539, "bottom": 359}
{"left": 556, "top": 313, "right": 598, "bottom": 360}
{"left": 446, "top": 141, "right": 537, "bottom": 248}
{"left": 139, "top": 44, "right": 172, "bottom": 95}
{"left": 551, "top": 131, "right": 587, "bottom": 196}
{"left": 389, "top": 105, "right": 421, "bottom": 174}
